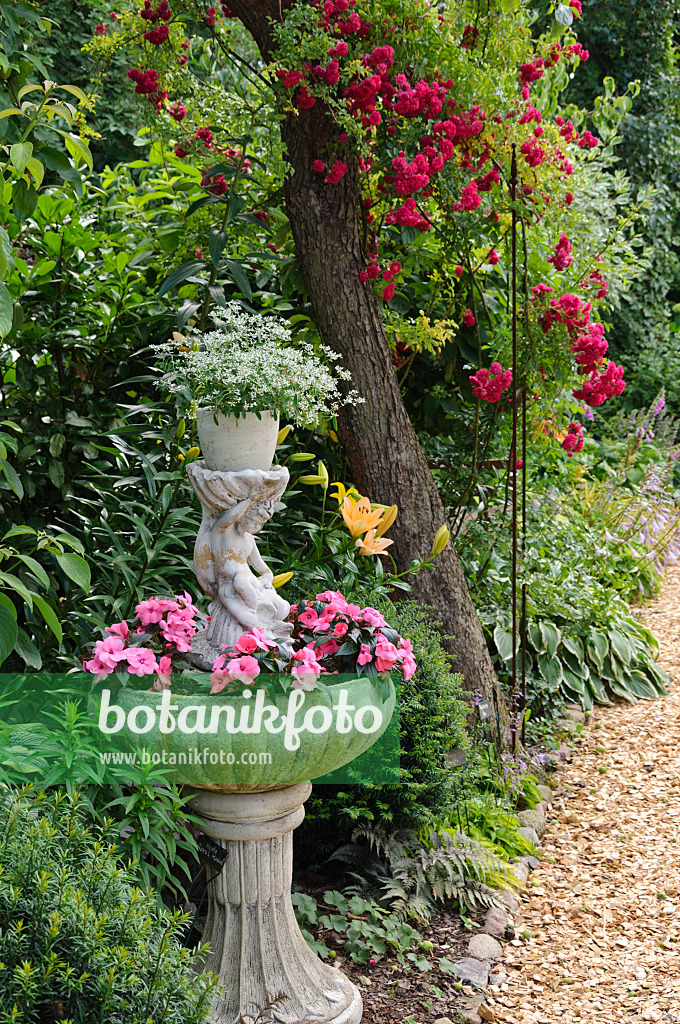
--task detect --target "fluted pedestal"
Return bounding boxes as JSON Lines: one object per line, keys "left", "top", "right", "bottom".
{"left": 188, "top": 785, "right": 362, "bottom": 1024}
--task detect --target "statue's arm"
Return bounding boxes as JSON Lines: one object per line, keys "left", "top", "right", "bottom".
{"left": 194, "top": 521, "right": 217, "bottom": 599}
{"left": 247, "top": 542, "right": 271, "bottom": 577}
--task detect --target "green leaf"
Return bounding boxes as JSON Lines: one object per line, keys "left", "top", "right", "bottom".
{"left": 10, "top": 141, "right": 32, "bottom": 175}
{"left": 32, "top": 595, "right": 62, "bottom": 643}
{"left": 48, "top": 459, "right": 65, "bottom": 489}
{"left": 555, "top": 3, "right": 574, "bottom": 26}
{"left": 14, "top": 626, "right": 41, "bottom": 669}
{"left": 493, "top": 623, "right": 515, "bottom": 662}
{"left": 0, "top": 604, "right": 17, "bottom": 666}
{"left": 538, "top": 653, "right": 563, "bottom": 687}
{"left": 57, "top": 84, "right": 89, "bottom": 104}
{"left": 562, "top": 636, "right": 583, "bottom": 660}
{"left": 224, "top": 258, "right": 252, "bottom": 301}
{"left": 12, "top": 179, "right": 37, "bottom": 221}
{"left": 25, "top": 157, "right": 44, "bottom": 188}
{"left": 587, "top": 629, "right": 608, "bottom": 669}
{"left": 562, "top": 667, "right": 586, "bottom": 697}
{"left": 208, "top": 228, "right": 228, "bottom": 268}
{"left": 55, "top": 552, "right": 90, "bottom": 592}
{"left": 609, "top": 629, "right": 632, "bottom": 666}
{"left": 13, "top": 554, "right": 49, "bottom": 588}
{"left": 63, "top": 133, "right": 93, "bottom": 171}
{"left": 0, "top": 283, "right": 12, "bottom": 338}
{"left": 539, "top": 621, "right": 561, "bottom": 659}
{"left": 0, "top": 458, "right": 23, "bottom": 499}
{"left": 157, "top": 260, "right": 206, "bottom": 298}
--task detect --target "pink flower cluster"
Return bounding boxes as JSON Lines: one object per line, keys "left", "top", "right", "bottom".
{"left": 208, "top": 591, "right": 416, "bottom": 696}
{"left": 325, "top": 159, "right": 348, "bottom": 183}
{"left": 470, "top": 362, "right": 512, "bottom": 403}
{"left": 384, "top": 197, "right": 430, "bottom": 231}
{"left": 573, "top": 361, "right": 626, "bottom": 407}
{"left": 540, "top": 292, "right": 606, "bottom": 375}
{"left": 452, "top": 180, "right": 482, "bottom": 212}
{"left": 140, "top": 0, "right": 171, "bottom": 22}
{"left": 292, "top": 591, "right": 415, "bottom": 677}
{"left": 83, "top": 592, "right": 200, "bottom": 687}
{"left": 547, "top": 232, "right": 574, "bottom": 271}
{"left": 562, "top": 422, "right": 584, "bottom": 456}
{"left": 127, "top": 67, "right": 160, "bottom": 95}
{"left": 572, "top": 321, "right": 608, "bottom": 373}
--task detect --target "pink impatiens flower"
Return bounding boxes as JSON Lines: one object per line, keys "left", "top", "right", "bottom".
{"left": 225, "top": 655, "right": 261, "bottom": 686}
{"left": 358, "top": 643, "right": 373, "bottom": 666}
{"left": 124, "top": 647, "right": 159, "bottom": 676}
{"left": 105, "top": 621, "right": 130, "bottom": 640}
{"left": 84, "top": 635, "right": 127, "bottom": 674}
{"left": 361, "top": 607, "right": 386, "bottom": 628}
{"left": 291, "top": 646, "right": 322, "bottom": 690}
{"left": 374, "top": 636, "right": 399, "bottom": 673}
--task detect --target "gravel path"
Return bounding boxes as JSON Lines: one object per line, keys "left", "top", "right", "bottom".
{"left": 488, "top": 566, "right": 680, "bottom": 1023}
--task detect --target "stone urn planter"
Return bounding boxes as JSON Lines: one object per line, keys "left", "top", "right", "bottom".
{"left": 104, "top": 675, "right": 396, "bottom": 791}
{"left": 195, "top": 408, "right": 279, "bottom": 472}
{"left": 103, "top": 676, "right": 396, "bottom": 1024}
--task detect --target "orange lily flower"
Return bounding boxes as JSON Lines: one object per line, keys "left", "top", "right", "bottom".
{"left": 356, "top": 530, "right": 394, "bottom": 556}
{"left": 342, "top": 495, "right": 384, "bottom": 537}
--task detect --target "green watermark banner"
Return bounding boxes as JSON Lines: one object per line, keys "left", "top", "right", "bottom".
{"left": 0, "top": 673, "right": 400, "bottom": 788}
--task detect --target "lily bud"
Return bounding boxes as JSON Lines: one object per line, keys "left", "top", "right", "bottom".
{"left": 431, "top": 523, "right": 450, "bottom": 557}
{"left": 375, "top": 503, "right": 398, "bottom": 538}
{"left": 272, "top": 571, "right": 293, "bottom": 589}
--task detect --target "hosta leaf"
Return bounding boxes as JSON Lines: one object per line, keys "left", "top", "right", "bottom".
{"left": 538, "top": 653, "right": 563, "bottom": 687}
{"left": 562, "top": 667, "right": 586, "bottom": 697}
{"left": 562, "top": 648, "right": 588, "bottom": 680}
{"left": 626, "top": 670, "right": 660, "bottom": 700}
{"left": 493, "top": 623, "right": 515, "bottom": 662}
{"left": 610, "top": 629, "right": 632, "bottom": 666}
{"left": 539, "top": 621, "right": 561, "bottom": 659}
{"left": 587, "top": 629, "right": 608, "bottom": 670}
{"left": 562, "top": 636, "right": 584, "bottom": 661}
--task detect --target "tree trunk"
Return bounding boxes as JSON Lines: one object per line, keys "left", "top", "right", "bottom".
{"left": 227, "top": 0, "right": 506, "bottom": 714}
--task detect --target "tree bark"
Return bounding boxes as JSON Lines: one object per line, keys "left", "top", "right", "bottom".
{"left": 226, "top": 0, "right": 505, "bottom": 713}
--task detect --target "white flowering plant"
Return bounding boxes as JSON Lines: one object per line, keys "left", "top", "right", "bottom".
{"left": 154, "top": 304, "right": 362, "bottom": 424}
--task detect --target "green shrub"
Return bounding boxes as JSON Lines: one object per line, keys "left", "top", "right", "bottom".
{"left": 296, "top": 595, "right": 471, "bottom": 864}
{"left": 0, "top": 787, "right": 217, "bottom": 1023}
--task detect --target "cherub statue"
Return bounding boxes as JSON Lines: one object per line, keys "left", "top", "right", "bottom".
{"left": 186, "top": 463, "right": 292, "bottom": 668}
